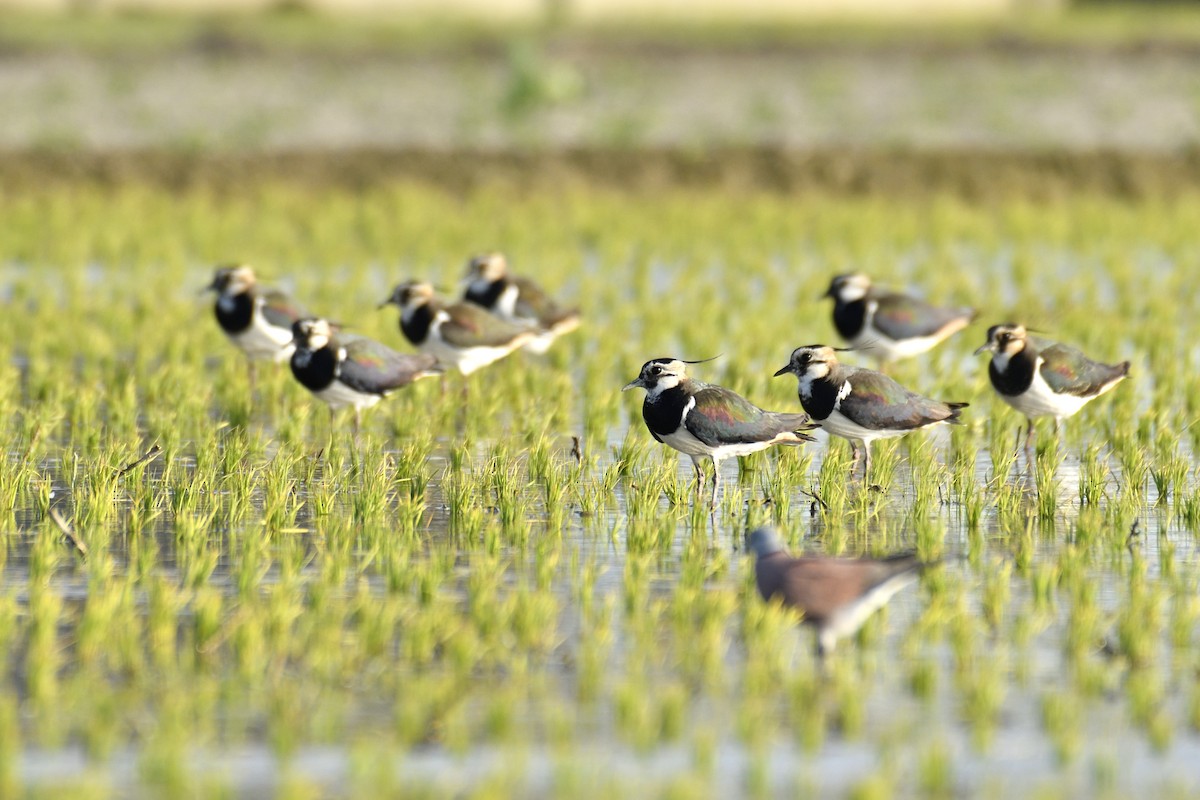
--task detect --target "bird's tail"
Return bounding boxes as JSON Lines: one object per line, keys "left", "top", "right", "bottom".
{"left": 877, "top": 551, "right": 932, "bottom": 581}
{"left": 775, "top": 413, "right": 820, "bottom": 443}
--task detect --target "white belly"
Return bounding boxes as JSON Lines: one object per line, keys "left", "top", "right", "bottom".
{"left": 522, "top": 331, "right": 557, "bottom": 355}
{"left": 818, "top": 409, "right": 921, "bottom": 445}
{"left": 313, "top": 381, "right": 381, "bottom": 412}
{"left": 423, "top": 317, "right": 524, "bottom": 375}
{"left": 658, "top": 427, "right": 714, "bottom": 459}
{"left": 493, "top": 285, "right": 520, "bottom": 319}
{"left": 658, "top": 428, "right": 778, "bottom": 462}
{"left": 230, "top": 313, "right": 294, "bottom": 362}
{"left": 851, "top": 308, "right": 967, "bottom": 362}
{"left": 999, "top": 368, "right": 1093, "bottom": 421}
{"left": 421, "top": 336, "right": 520, "bottom": 375}
{"left": 848, "top": 327, "right": 943, "bottom": 362}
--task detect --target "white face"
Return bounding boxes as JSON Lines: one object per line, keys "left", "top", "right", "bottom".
{"left": 627, "top": 359, "right": 687, "bottom": 397}
{"left": 469, "top": 253, "right": 508, "bottom": 282}
{"left": 981, "top": 325, "right": 1027, "bottom": 369}
{"left": 214, "top": 265, "right": 257, "bottom": 295}
{"left": 297, "top": 318, "right": 333, "bottom": 349}
{"left": 787, "top": 346, "right": 835, "bottom": 380}
{"left": 399, "top": 282, "right": 435, "bottom": 311}
{"left": 830, "top": 273, "right": 871, "bottom": 302}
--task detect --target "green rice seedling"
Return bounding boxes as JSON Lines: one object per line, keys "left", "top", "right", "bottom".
{"left": 1111, "top": 560, "right": 1160, "bottom": 669}
{"left": 623, "top": 459, "right": 673, "bottom": 520}
{"left": 1035, "top": 446, "right": 1064, "bottom": 522}
{"left": 6, "top": 157, "right": 1200, "bottom": 795}
{"left": 917, "top": 738, "right": 955, "bottom": 799}
{"left": 1127, "top": 668, "right": 1173, "bottom": 752}
{"left": 985, "top": 419, "right": 1020, "bottom": 486}
{"left": 1040, "top": 689, "right": 1082, "bottom": 764}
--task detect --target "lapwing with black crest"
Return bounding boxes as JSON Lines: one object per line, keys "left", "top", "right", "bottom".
{"left": 623, "top": 357, "right": 818, "bottom": 506}
{"left": 774, "top": 345, "right": 967, "bottom": 482}
{"left": 289, "top": 317, "right": 441, "bottom": 435}
{"left": 975, "top": 323, "right": 1129, "bottom": 457}
{"left": 380, "top": 281, "right": 537, "bottom": 380}
{"left": 206, "top": 264, "right": 311, "bottom": 393}
{"left": 463, "top": 252, "right": 581, "bottom": 354}
{"left": 822, "top": 273, "right": 976, "bottom": 366}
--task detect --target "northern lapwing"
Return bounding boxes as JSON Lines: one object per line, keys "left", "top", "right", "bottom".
{"left": 623, "top": 358, "right": 818, "bottom": 506}
{"left": 822, "top": 273, "right": 976, "bottom": 365}
{"left": 206, "top": 264, "right": 311, "bottom": 392}
{"left": 974, "top": 324, "right": 1129, "bottom": 456}
{"left": 380, "top": 281, "right": 537, "bottom": 376}
{"left": 746, "top": 526, "right": 928, "bottom": 657}
{"left": 289, "top": 317, "right": 441, "bottom": 435}
{"left": 463, "top": 252, "right": 581, "bottom": 354}
{"left": 774, "top": 345, "right": 968, "bottom": 482}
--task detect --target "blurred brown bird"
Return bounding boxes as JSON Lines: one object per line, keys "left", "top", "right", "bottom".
{"left": 746, "top": 527, "right": 929, "bottom": 656}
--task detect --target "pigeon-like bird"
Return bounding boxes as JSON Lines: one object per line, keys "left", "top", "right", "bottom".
{"left": 746, "top": 526, "right": 928, "bottom": 657}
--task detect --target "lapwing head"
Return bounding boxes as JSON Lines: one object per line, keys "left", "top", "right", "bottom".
{"left": 622, "top": 357, "right": 691, "bottom": 396}
{"left": 292, "top": 317, "right": 334, "bottom": 351}
{"left": 774, "top": 345, "right": 838, "bottom": 381}
{"left": 207, "top": 264, "right": 257, "bottom": 295}
{"left": 380, "top": 280, "right": 436, "bottom": 311}
{"left": 465, "top": 252, "right": 508, "bottom": 282}
{"left": 974, "top": 323, "right": 1027, "bottom": 357}
{"left": 745, "top": 526, "right": 786, "bottom": 559}
{"left": 822, "top": 273, "right": 871, "bottom": 302}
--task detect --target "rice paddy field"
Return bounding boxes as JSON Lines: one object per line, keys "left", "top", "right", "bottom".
{"left": 5, "top": 9, "right": 1200, "bottom": 799}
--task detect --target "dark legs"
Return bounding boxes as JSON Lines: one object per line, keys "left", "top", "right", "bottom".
{"left": 689, "top": 457, "right": 721, "bottom": 507}
{"left": 848, "top": 441, "right": 871, "bottom": 482}
{"left": 691, "top": 458, "right": 705, "bottom": 498}
{"left": 710, "top": 457, "right": 722, "bottom": 507}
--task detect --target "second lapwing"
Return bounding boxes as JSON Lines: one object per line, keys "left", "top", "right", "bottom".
{"left": 975, "top": 323, "right": 1129, "bottom": 456}
{"left": 774, "top": 345, "right": 967, "bottom": 482}
{"left": 623, "top": 358, "right": 818, "bottom": 506}
{"left": 747, "top": 526, "right": 928, "bottom": 657}
{"left": 380, "top": 280, "right": 537, "bottom": 376}
{"left": 822, "top": 273, "right": 975, "bottom": 366}
{"left": 206, "top": 264, "right": 311, "bottom": 392}
{"left": 463, "top": 252, "right": 581, "bottom": 354}
{"left": 290, "top": 318, "right": 441, "bottom": 435}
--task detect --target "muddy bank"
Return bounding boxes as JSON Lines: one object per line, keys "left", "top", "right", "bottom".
{"left": 6, "top": 147, "right": 1200, "bottom": 198}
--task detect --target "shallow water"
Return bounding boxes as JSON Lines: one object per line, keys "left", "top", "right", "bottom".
{"left": 2, "top": 191, "right": 1198, "bottom": 797}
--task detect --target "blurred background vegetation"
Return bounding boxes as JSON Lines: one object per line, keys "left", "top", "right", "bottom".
{"left": 0, "top": 1, "right": 1199, "bottom": 197}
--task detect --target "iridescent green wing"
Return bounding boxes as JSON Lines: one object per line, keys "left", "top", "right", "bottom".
{"left": 339, "top": 336, "right": 439, "bottom": 393}
{"left": 511, "top": 277, "right": 578, "bottom": 327}
{"left": 1039, "top": 343, "right": 1128, "bottom": 396}
{"left": 686, "top": 384, "right": 809, "bottom": 445}
{"left": 440, "top": 302, "right": 534, "bottom": 348}
{"left": 838, "top": 367, "right": 956, "bottom": 430}
{"left": 872, "top": 291, "right": 971, "bottom": 340}
{"left": 259, "top": 288, "right": 311, "bottom": 329}
{"left": 511, "top": 277, "right": 554, "bottom": 319}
